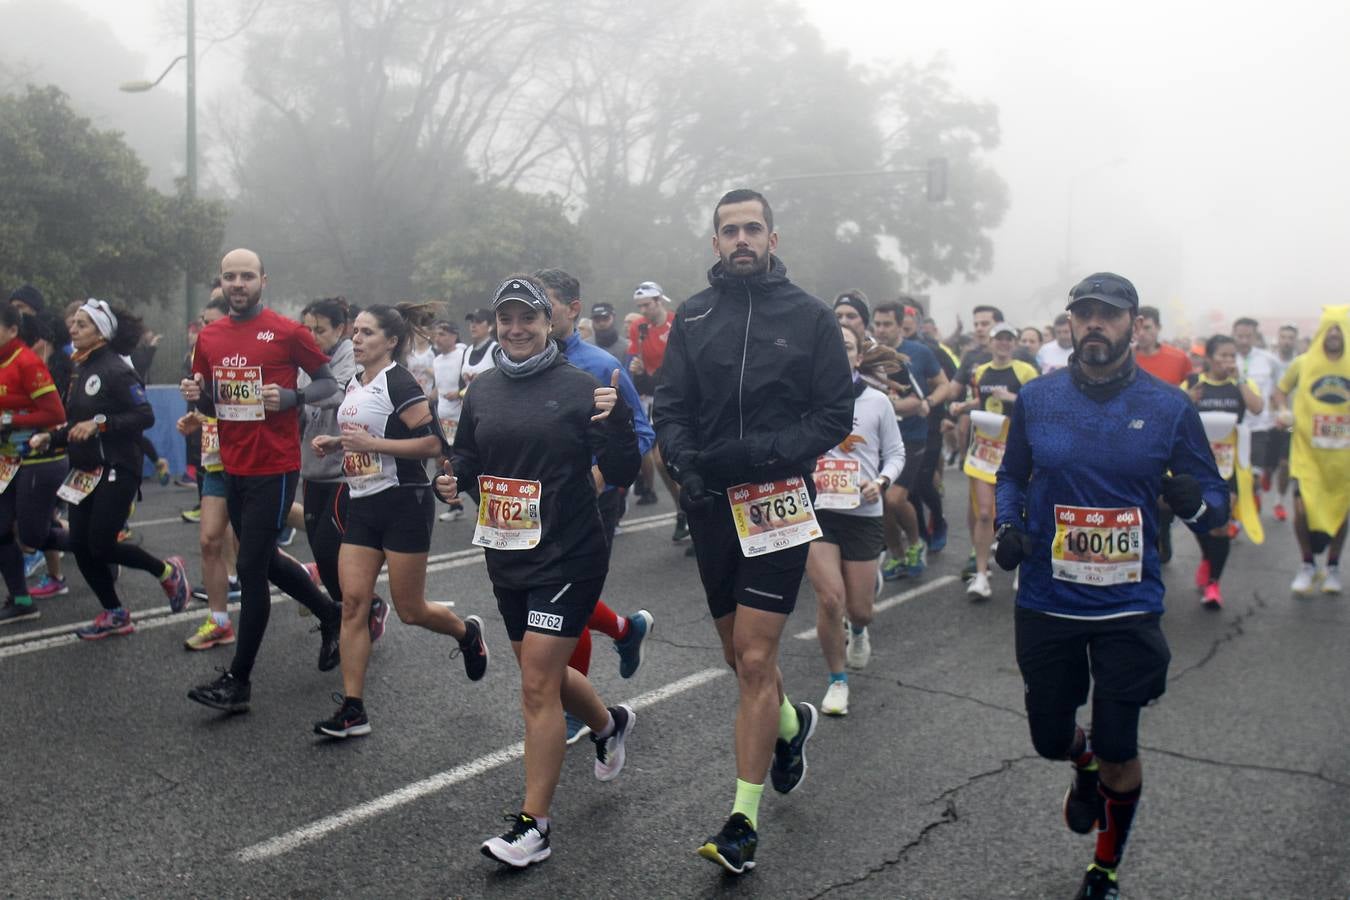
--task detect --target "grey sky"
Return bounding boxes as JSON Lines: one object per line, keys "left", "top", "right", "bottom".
{"left": 51, "top": 0, "right": 1350, "bottom": 333}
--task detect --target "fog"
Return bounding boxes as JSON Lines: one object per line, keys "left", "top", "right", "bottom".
{"left": 8, "top": 0, "right": 1349, "bottom": 339}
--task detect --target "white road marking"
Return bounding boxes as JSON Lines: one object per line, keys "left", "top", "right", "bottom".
{"left": 125, "top": 515, "right": 190, "bottom": 528}
{"left": 792, "top": 575, "right": 957, "bottom": 640}
{"left": 236, "top": 667, "right": 729, "bottom": 862}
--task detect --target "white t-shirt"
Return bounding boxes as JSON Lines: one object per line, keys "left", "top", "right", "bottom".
{"left": 1237, "top": 347, "right": 1279, "bottom": 432}
{"left": 1037, "top": 341, "right": 1073, "bottom": 373}
{"left": 406, "top": 344, "right": 436, "bottom": 400}
{"left": 433, "top": 345, "right": 469, "bottom": 421}
{"left": 336, "top": 363, "right": 428, "bottom": 498}
{"left": 461, "top": 339, "right": 498, "bottom": 388}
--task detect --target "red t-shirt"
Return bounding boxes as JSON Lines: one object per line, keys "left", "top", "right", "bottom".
{"left": 192, "top": 308, "right": 328, "bottom": 475}
{"left": 0, "top": 338, "right": 57, "bottom": 416}
{"left": 627, "top": 315, "right": 671, "bottom": 375}
{"left": 1135, "top": 343, "right": 1192, "bottom": 386}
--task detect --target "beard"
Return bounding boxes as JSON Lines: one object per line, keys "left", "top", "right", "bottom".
{"left": 593, "top": 325, "right": 618, "bottom": 345}
{"left": 721, "top": 247, "right": 768, "bottom": 275}
{"left": 227, "top": 285, "right": 262, "bottom": 315}
{"left": 1073, "top": 331, "right": 1132, "bottom": 367}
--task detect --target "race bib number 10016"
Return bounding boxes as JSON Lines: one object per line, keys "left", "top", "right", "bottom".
{"left": 473, "top": 475, "right": 542, "bottom": 550}
{"left": 728, "top": 476, "right": 820, "bottom": 558}
{"left": 1051, "top": 505, "right": 1143, "bottom": 586}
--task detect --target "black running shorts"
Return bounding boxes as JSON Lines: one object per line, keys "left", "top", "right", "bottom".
{"left": 495, "top": 575, "right": 605, "bottom": 641}
{"left": 814, "top": 511, "right": 885, "bottom": 562}
{"left": 686, "top": 493, "right": 809, "bottom": 619}
{"left": 1015, "top": 607, "right": 1170, "bottom": 713}
{"left": 896, "top": 439, "right": 926, "bottom": 490}
{"left": 343, "top": 485, "right": 436, "bottom": 554}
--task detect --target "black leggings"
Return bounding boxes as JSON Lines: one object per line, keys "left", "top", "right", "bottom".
{"left": 0, "top": 458, "right": 69, "bottom": 597}
{"left": 302, "top": 478, "right": 346, "bottom": 605}
{"left": 226, "top": 471, "right": 339, "bottom": 682}
{"left": 68, "top": 468, "right": 168, "bottom": 611}
{"left": 910, "top": 433, "right": 947, "bottom": 534}
{"left": 1028, "top": 696, "right": 1143, "bottom": 765}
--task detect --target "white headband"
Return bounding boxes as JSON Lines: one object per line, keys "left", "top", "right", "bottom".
{"left": 82, "top": 299, "right": 117, "bottom": 341}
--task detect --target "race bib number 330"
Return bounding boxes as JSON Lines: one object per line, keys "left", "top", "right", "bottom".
{"left": 728, "top": 476, "right": 820, "bottom": 558}
{"left": 473, "top": 475, "right": 542, "bottom": 550}
{"left": 1051, "top": 505, "right": 1143, "bottom": 586}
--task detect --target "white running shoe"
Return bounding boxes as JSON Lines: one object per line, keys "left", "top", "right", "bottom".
{"left": 1291, "top": 563, "right": 1318, "bottom": 595}
{"left": 845, "top": 626, "right": 871, "bottom": 670}
{"left": 481, "top": 814, "right": 551, "bottom": 868}
{"left": 1321, "top": 566, "right": 1342, "bottom": 595}
{"left": 438, "top": 506, "right": 465, "bottom": 523}
{"left": 967, "top": 572, "right": 992, "bottom": 600}
{"left": 592, "top": 704, "right": 635, "bottom": 782}
{"left": 821, "top": 680, "right": 849, "bottom": 716}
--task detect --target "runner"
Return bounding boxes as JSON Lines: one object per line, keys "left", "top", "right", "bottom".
{"left": 994, "top": 272, "right": 1228, "bottom": 900}
{"left": 1272, "top": 305, "right": 1349, "bottom": 595}
{"left": 807, "top": 328, "right": 904, "bottom": 716}
{"left": 1185, "top": 335, "right": 1264, "bottom": 608}
{"left": 311, "top": 303, "right": 488, "bottom": 738}
{"left": 16, "top": 310, "right": 73, "bottom": 602}
{"left": 1233, "top": 317, "right": 1281, "bottom": 517}
{"left": 430, "top": 319, "right": 468, "bottom": 521}
{"left": 181, "top": 248, "right": 344, "bottom": 713}
{"left": 952, "top": 321, "right": 1037, "bottom": 599}
{"left": 1036, "top": 312, "right": 1074, "bottom": 373}
{"left": 0, "top": 304, "right": 68, "bottom": 624}
{"left": 654, "top": 188, "right": 853, "bottom": 875}
{"left": 437, "top": 275, "right": 640, "bottom": 868}
{"left": 627, "top": 282, "right": 682, "bottom": 531}
{"left": 32, "top": 300, "right": 191, "bottom": 638}
{"left": 1132, "top": 306, "right": 1191, "bottom": 386}
{"left": 952, "top": 304, "right": 1003, "bottom": 579}
{"left": 536, "top": 268, "right": 657, "bottom": 743}
{"left": 1268, "top": 324, "right": 1299, "bottom": 521}
{"left": 460, "top": 308, "right": 497, "bottom": 387}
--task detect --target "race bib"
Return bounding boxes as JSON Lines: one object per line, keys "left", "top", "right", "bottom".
{"left": 964, "top": 411, "right": 1008, "bottom": 479}
{"left": 213, "top": 365, "right": 264, "bottom": 421}
{"left": 0, "top": 455, "right": 20, "bottom": 494}
{"left": 473, "top": 475, "right": 542, "bottom": 550}
{"left": 1312, "top": 414, "right": 1350, "bottom": 450}
{"left": 57, "top": 467, "right": 103, "bottom": 505}
{"left": 1210, "top": 440, "right": 1236, "bottom": 480}
{"left": 440, "top": 417, "right": 458, "bottom": 446}
{"left": 340, "top": 424, "right": 383, "bottom": 480}
{"left": 727, "top": 476, "right": 821, "bottom": 558}
{"left": 201, "top": 420, "right": 221, "bottom": 469}
{"left": 1051, "top": 505, "right": 1143, "bottom": 586}
{"left": 812, "top": 458, "right": 861, "bottom": 510}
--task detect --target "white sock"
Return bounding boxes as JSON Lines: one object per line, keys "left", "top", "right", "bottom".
{"left": 211, "top": 611, "right": 230, "bottom": 627}
{"left": 592, "top": 710, "right": 616, "bottom": 740}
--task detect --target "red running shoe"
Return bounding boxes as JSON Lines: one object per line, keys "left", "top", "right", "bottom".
{"left": 1274, "top": 503, "right": 1288, "bottom": 522}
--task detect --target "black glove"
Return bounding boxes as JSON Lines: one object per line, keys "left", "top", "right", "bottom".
{"left": 994, "top": 524, "right": 1034, "bottom": 571}
{"left": 679, "top": 470, "right": 712, "bottom": 514}
{"left": 697, "top": 438, "right": 753, "bottom": 483}
{"left": 1161, "top": 473, "right": 1203, "bottom": 521}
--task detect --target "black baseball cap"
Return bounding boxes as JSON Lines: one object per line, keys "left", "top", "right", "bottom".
{"left": 1067, "top": 273, "right": 1138, "bottom": 311}
{"left": 590, "top": 302, "right": 615, "bottom": 319}
{"left": 465, "top": 308, "right": 492, "bottom": 324}
{"left": 491, "top": 277, "right": 552, "bottom": 320}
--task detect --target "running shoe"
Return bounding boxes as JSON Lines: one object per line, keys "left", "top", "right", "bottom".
{"left": 1273, "top": 502, "right": 1288, "bottom": 522}
{"left": 636, "top": 491, "right": 658, "bottom": 506}
{"left": 1072, "top": 864, "right": 1120, "bottom": 900}
{"left": 966, "top": 572, "right": 991, "bottom": 600}
{"left": 928, "top": 518, "right": 948, "bottom": 553}
{"left": 184, "top": 616, "right": 236, "bottom": 651}
{"left": 821, "top": 680, "right": 849, "bottom": 716}
{"left": 180, "top": 506, "right": 201, "bottom": 524}
{"left": 277, "top": 526, "right": 297, "bottom": 547}
{"left": 1202, "top": 582, "right": 1223, "bottom": 609}
{"left": 318, "top": 617, "right": 341, "bottom": 671}
{"left": 75, "top": 608, "right": 134, "bottom": 640}
{"left": 187, "top": 668, "right": 251, "bottom": 713}
{"left": 960, "top": 550, "right": 977, "bottom": 581}
{"left": 1063, "top": 762, "right": 1102, "bottom": 834}
{"left": 770, "top": 701, "right": 818, "bottom": 794}
{"left": 1194, "top": 558, "right": 1210, "bottom": 590}
{"left": 30, "top": 575, "right": 68, "bottom": 597}
{"left": 845, "top": 626, "right": 871, "bottom": 670}
{"left": 1291, "top": 563, "right": 1318, "bottom": 595}
{"left": 155, "top": 458, "right": 171, "bottom": 486}
{"left": 564, "top": 711, "right": 590, "bottom": 745}
{"left": 684, "top": 543, "right": 697, "bottom": 558}
{"left": 191, "top": 576, "right": 242, "bottom": 605}
{"left": 592, "top": 704, "right": 635, "bottom": 781}
{"left": 880, "top": 556, "right": 907, "bottom": 582}
{"left": 314, "top": 693, "right": 371, "bottom": 739}
{"left": 160, "top": 555, "right": 191, "bottom": 613}
{"left": 1322, "top": 566, "right": 1342, "bottom": 595}
{"left": 369, "top": 597, "right": 390, "bottom": 643}
{"left": 614, "top": 609, "right": 653, "bottom": 678}
{"left": 23, "top": 550, "right": 45, "bottom": 578}
{"left": 454, "top": 614, "right": 489, "bottom": 681}
{"left": 0, "top": 599, "right": 39, "bottom": 625}
{"left": 697, "top": 812, "right": 757, "bottom": 875}
{"left": 671, "top": 511, "right": 690, "bottom": 542}
{"left": 481, "top": 813, "right": 550, "bottom": 868}
{"left": 437, "top": 503, "right": 465, "bottom": 523}
{"left": 174, "top": 474, "right": 197, "bottom": 488}
{"left": 903, "top": 539, "right": 927, "bottom": 577}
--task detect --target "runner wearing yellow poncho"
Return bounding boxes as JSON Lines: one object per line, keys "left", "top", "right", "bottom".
{"left": 1273, "top": 304, "right": 1349, "bottom": 595}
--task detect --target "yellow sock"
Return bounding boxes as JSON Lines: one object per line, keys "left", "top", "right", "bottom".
{"left": 732, "top": 779, "right": 763, "bottom": 828}
{"left": 778, "top": 694, "right": 799, "bottom": 741}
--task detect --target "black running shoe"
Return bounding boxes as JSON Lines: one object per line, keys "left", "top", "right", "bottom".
{"left": 317, "top": 617, "right": 341, "bottom": 672}
{"left": 454, "top": 615, "right": 489, "bottom": 681}
{"left": 187, "top": 669, "right": 251, "bottom": 713}
{"left": 314, "top": 693, "right": 371, "bottom": 738}
{"left": 671, "top": 511, "right": 690, "bottom": 542}
{"left": 770, "top": 701, "right": 818, "bottom": 794}
{"left": 1063, "top": 763, "right": 1102, "bottom": 835}
{"left": 0, "top": 599, "right": 40, "bottom": 626}
{"left": 1072, "top": 865, "right": 1120, "bottom": 900}
{"left": 697, "top": 812, "right": 757, "bottom": 875}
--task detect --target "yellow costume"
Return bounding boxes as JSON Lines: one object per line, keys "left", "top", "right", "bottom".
{"left": 1278, "top": 305, "right": 1350, "bottom": 535}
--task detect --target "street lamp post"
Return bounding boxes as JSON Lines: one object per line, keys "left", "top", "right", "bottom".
{"left": 119, "top": 0, "right": 197, "bottom": 330}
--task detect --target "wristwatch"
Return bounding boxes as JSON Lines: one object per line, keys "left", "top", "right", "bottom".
{"left": 876, "top": 475, "right": 891, "bottom": 491}
{"left": 94, "top": 414, "right": 108, "bottom": 433}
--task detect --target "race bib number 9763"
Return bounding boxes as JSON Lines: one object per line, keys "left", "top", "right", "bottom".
{"left": 728, "top": 476, "right": 820, "bottom": 558}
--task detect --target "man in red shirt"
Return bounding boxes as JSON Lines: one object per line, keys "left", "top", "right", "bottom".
{"left": 1133, "top": 306, "right": 1191, "bottom": 386}
{"left": 181, "top": 248, "right": 344, "bottom": 713}
{"left": 627, "top": 282, "right": 682, "bottom": 532}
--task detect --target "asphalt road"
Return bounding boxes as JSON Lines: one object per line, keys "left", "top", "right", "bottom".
{"left": 2, "top": 469, "right": 1347, "bottom": 899}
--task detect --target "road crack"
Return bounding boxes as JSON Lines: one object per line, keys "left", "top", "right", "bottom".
{"left": 1168, "top": 591, "right": 1268, "bottom": 684}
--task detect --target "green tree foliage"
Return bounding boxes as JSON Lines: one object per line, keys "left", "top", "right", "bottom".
{"left": 0, "top": 86, "right": 225, "bottom": 308}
